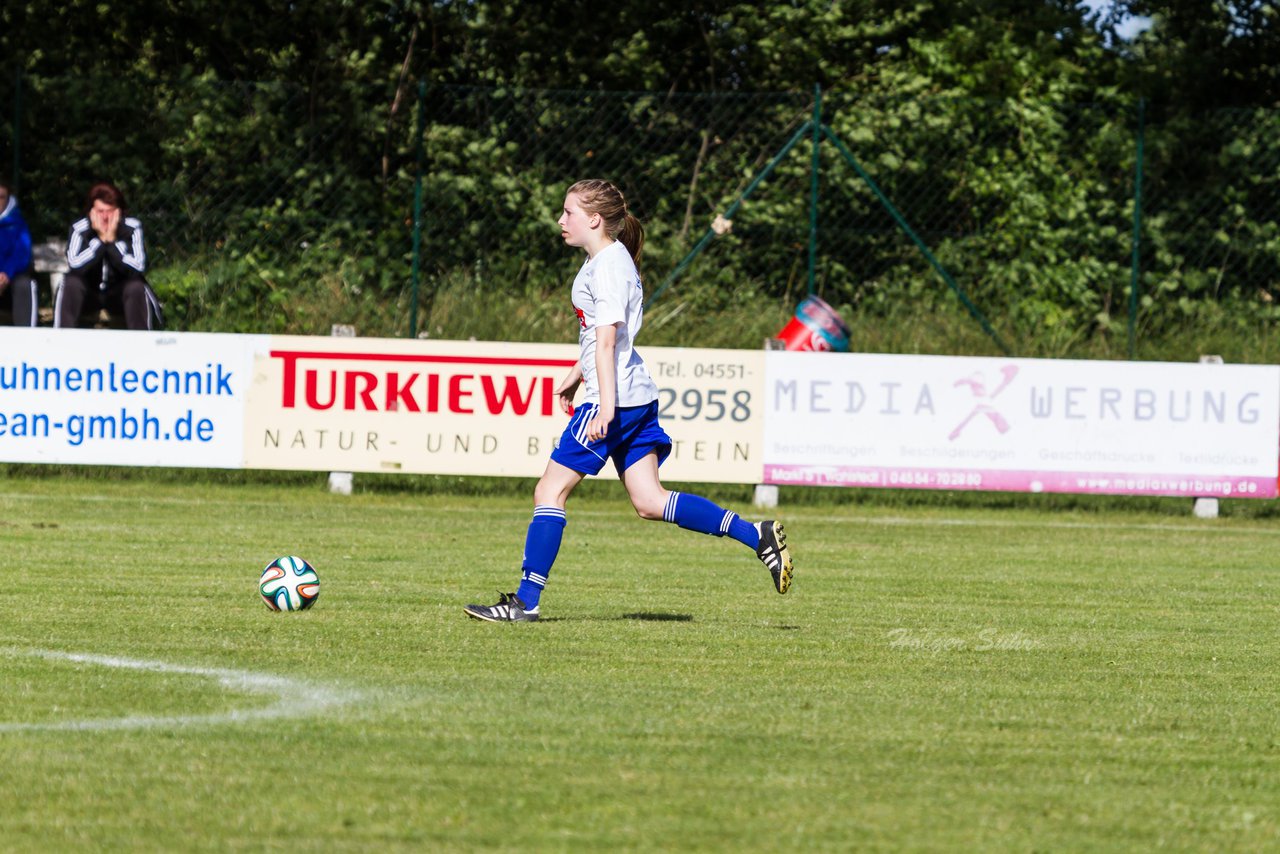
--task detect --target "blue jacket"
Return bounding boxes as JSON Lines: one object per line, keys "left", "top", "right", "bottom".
{"left": 0, "top": 196, "right": 32, "bottom": 280}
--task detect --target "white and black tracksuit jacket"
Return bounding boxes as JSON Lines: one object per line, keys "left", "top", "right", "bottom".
{"left": 61, "top": 216, "right": 164, "bottom": 328}
{"left": 65, "top": 215, "right": 148, "bottom": 287}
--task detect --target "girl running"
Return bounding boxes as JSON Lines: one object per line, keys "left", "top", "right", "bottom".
{"left": 464, "top": 179, "right": 793, "bottom": 622}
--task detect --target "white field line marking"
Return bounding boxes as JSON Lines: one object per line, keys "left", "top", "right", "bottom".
{"left": 797, "top": 514, "right": 1280, "bottom": 537}
{"left": 2, "top": 489, "right": 1274, "bottom": 537}
{"left": 0, "top": 648, "right": 361, "bottom": 733}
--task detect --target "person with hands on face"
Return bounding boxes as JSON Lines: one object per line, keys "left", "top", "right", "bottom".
{"left": 463, "top": 179, "right": 795, "bottom": 623}
{"left": 0, "top": 180, "right": 37, "bottom": 326}
{"left": 56, "top": 181, "right": 162, "bottom": 330}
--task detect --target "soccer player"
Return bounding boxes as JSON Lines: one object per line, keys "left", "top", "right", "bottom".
{"left": 464, "top": 179, "right": 793, "bottom": 622}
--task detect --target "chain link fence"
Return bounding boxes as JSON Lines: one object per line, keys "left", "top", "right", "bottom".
{"left": 2, "top": 73, "right": 1277, "bottom": 350}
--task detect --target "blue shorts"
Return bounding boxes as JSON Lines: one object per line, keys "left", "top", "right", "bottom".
{"left": 550, "top": 400, "right": 672, "bottom": 476}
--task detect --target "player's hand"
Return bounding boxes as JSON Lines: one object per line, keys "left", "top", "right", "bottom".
{"left": 92, "top": 206, "right": 120, "bottom": 242}
{"left": 554, "top": 373, "right": 581, "bottom": 415}
{"left": 0, "top": 272, "right": 9, "bottom": 290}
{"left": 586, "top": 404, "right": 614, "bottom": 442}
{"left": 586, "top": 413, "right": 610, "bottom": 442}
{"left": 556, "top": 384, "right": 579, "bottom": 415}
{"left": 102, "top": 208, "right": 120, "bottom": 243}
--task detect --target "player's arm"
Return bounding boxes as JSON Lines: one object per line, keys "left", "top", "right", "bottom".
{"left": 66, "top": 218, "right": 105, "bottom": 272}
{"left": 110, "top": 218, "right": 147, "bottom": 274}
{"left": 587, "top": 322, "right": 619, "bottom": 441}
{"left": 554, "top": 362, "right": 583, "bottom": 415}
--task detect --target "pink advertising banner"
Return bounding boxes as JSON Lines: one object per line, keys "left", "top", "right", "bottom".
{"left": 762, "top": 352, "right": 1280, "bottom": 498}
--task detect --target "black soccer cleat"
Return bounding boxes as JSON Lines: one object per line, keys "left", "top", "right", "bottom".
{"left": 464, "top": 591, "right": 540, "bottom": 622}
{"left": 756, "top": 520, "right": 794, "bottom": 594}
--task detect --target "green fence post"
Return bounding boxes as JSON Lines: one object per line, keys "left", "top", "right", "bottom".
{"left": 808, "top": 84, "right": 821, "bottom": 296}
{"left": 1128, "top": 97, "right": 1145, "bottom": 361}
{"left": 409, "top": 81, "right": 426, "bottom": 339}
{"left": 11, "top": 67, "right": 21, "bottom": 195}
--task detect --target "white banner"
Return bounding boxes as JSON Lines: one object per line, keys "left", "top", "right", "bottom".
{"left": 0, "top": 328, "right": 260, "bottom": 468}
{"left": 241, "top": 338, "right": 762, "bottom": 483}
{"left": 763, "top": 352, "right": 1280, "bottom": 497}
{"left": 5, "top": 330, "right": 1277, "bottom": 498}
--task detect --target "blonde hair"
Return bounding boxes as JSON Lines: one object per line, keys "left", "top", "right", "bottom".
{"left": 566, "top": 179, "right": 643, "bottom": 266}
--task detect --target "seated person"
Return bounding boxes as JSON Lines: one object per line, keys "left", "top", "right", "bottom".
{"left": 0, "top": 180, "right": 37, "bottom": 326}
{"left": 55, "top": 181, "right": 163, "bottom": 330}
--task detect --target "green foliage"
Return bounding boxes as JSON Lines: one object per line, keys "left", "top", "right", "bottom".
{"left": 0, "top": 1, "right": 1277, "bottom": 354}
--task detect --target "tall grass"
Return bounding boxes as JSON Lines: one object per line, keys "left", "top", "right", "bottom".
{"left": 155, "top": 259, "right": 1278, "bottom": 365}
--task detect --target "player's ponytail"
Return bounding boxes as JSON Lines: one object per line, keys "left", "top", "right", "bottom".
{"left": 616, "top": 212, "right": 644, "bottom": 267}
{"left": 567, "top": 178, "right": 644, "bottom": 268}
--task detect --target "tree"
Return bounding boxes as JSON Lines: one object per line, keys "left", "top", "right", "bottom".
{"left": 1110, "top": 0, "right": 1280, "bottom": 109}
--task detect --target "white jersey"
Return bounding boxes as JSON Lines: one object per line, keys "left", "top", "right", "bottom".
{"left": 571, "top": 240, "right": 659, "bottom": 407}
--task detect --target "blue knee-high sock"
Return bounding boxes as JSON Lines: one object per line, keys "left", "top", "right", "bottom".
{"left": 662, "top": 491, "right": 759, "bottom": 549}
{"left": 516, "top": 505, "right": 565, "bottom": 609}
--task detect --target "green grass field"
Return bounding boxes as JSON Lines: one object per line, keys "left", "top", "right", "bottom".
{"left": 1, "top": 474, "right": 1278, "bottom": 851}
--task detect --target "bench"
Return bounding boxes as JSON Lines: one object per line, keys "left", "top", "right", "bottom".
{"left": 31, "top": 238, "right": 67, "bottom": 325}
{"left": 31, "top": 237, "right": 160, "bottom": 328}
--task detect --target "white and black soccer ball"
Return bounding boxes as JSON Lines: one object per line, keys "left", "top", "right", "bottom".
{"left": 259, "top": 556, "right": 320, "bottom": 611}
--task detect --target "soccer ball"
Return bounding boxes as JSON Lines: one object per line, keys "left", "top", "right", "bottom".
{"left": 259, "top": 556, "right": 320, "bottom": 611}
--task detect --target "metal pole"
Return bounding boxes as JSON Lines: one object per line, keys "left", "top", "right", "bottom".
{"left": 808, "top": 84, "right": 821, "bottom": 295}
{"left": 648, "top": 120, "right": 813, "bottom": 307}
{"left": 1129, "top": 97, "right": 1145, "bottom": 361}
{"left": 12, "top": 67, "right": 22, "bottom": 195}
{"left": 409, "top": 81, "right": 426, "bottom": 339}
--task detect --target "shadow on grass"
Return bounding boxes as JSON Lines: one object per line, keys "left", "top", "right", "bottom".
{"left": 539, "top": 614, "right": 800, "bottom": 627}
{"left": 538, "top": 612, "right": 695, "bottom": 623}
{"left": 621, "top": 612, "right": 694, "bottom": 622}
